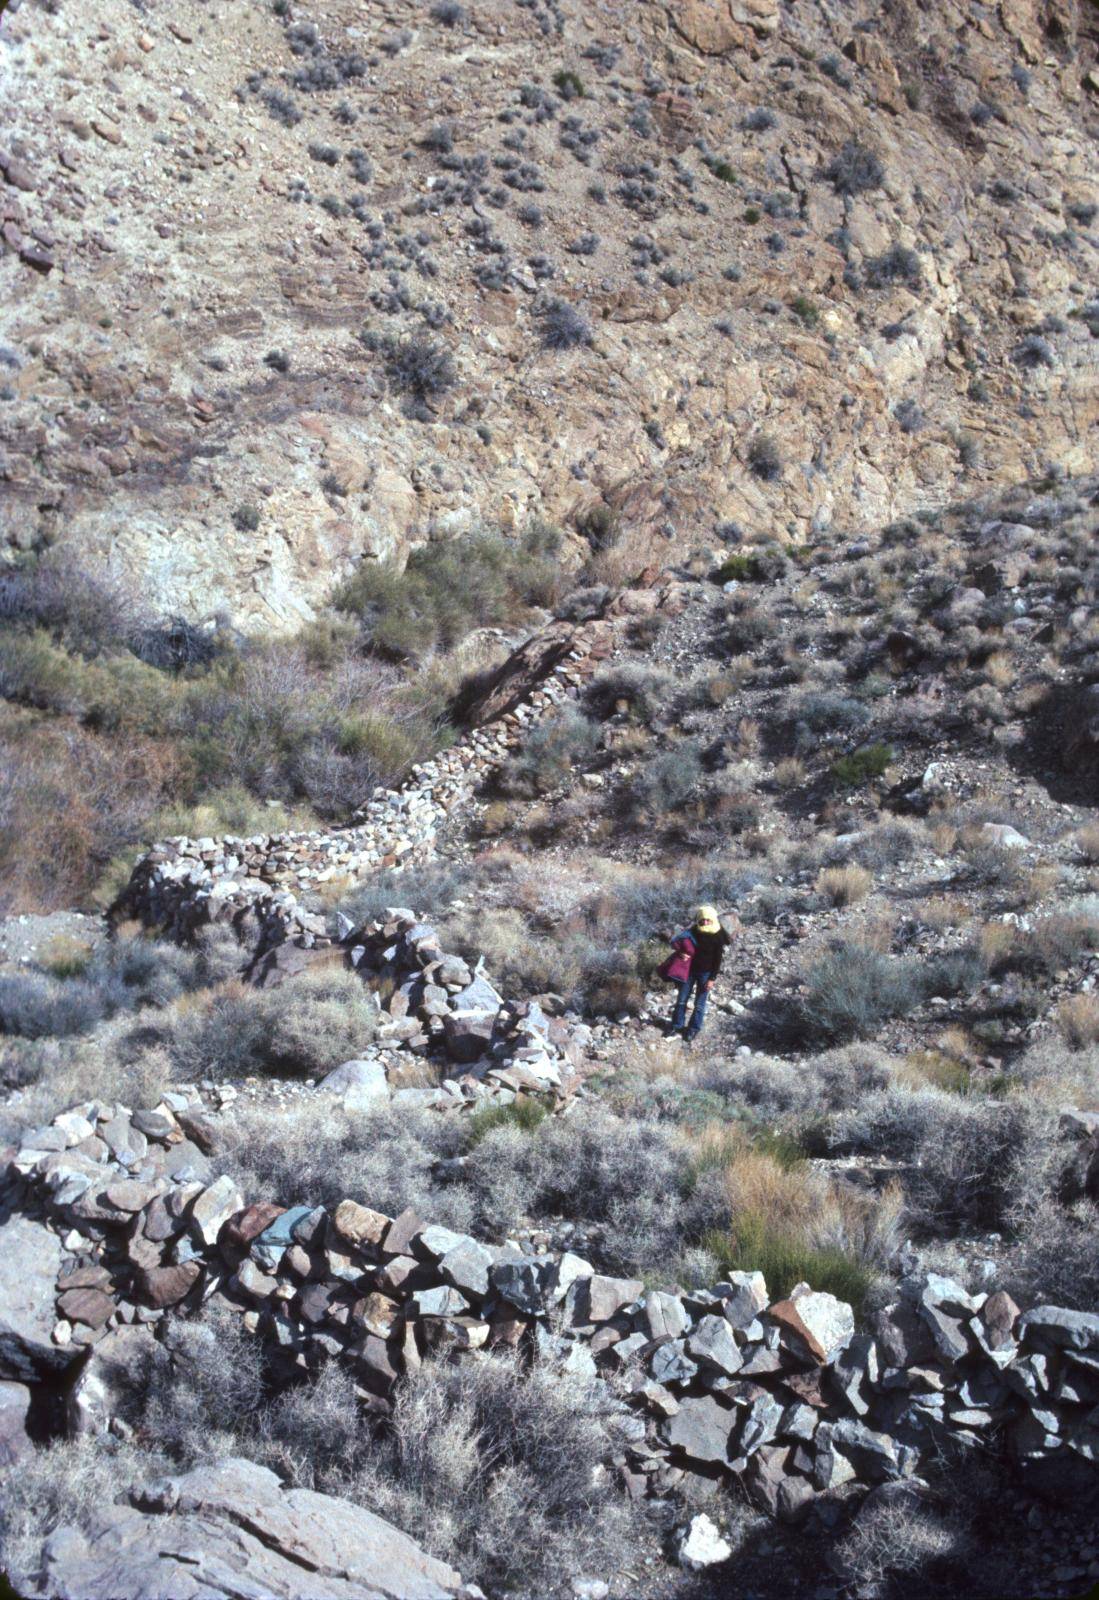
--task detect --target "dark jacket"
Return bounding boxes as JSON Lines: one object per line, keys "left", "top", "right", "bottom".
{"left": 690, "top": 926, "right": 731, "bottom": 979}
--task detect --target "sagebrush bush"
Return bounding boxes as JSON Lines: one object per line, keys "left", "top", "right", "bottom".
{"left": 906, "top": 1097, "right": 1060, "bottom": 1233}
{"left": 0, "top": 1436, "right": 165, "bottom": 1589}
{"left": 162, "top": 965, "right": 379, "bottom": 1081}
{"left": 626, "top": 742, "right": 703, "bottom": 820}
{"left": 337, "top": 526, "right": 561, "bottom": 659}
{"left": 0, "top": 930, "right": 239, "bottom": 1040}
{"left": 537, "top": 298, "right": 592, "bottom": 350}
{"left": 793, "top": 941, "right": 925, "bottom": 1044}
{"left": 584, "top": 662, "right": 670, "bottom": 723}
{"left": 337, "top": 1354, "right": 642, "bottom": 1592}
{"left": 497, "top": 708, "right": 600, "bottom": 797}
{"left": 823, "top": 140, "right": 884, "bottom": 196}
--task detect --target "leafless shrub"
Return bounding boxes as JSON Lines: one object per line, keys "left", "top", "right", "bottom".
{"left": 343, "top": 1353, "right": 643, "bottom": 1592}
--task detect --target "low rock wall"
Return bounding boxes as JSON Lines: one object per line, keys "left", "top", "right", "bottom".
{"left": 6, "top": 1094, "right": 1098, "bottom": 1523}
{"left": 109, "top": 602, "right": 653, "bottom": 953}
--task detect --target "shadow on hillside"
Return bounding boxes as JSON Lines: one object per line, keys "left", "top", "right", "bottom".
{"left": 1011, "top": 680, "right": 1099, "bottom": 807}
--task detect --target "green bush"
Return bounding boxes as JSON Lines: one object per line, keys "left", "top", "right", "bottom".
{"left": 466, "top": 1097, "right": 548, "bottom": 1147}
{"left": 497, "top": 709, "right": 600, "bottom": 797}
{"left": 831, "top": 743, "right": 894, "bottom": 787}
{"left": 706, "top": 1214, "right": 873, "bottom": 1311}
{"left": 337, "top": 527, "right": 562, "bottom": 659}
{"left": 713, "top": 547, "right": 787, "bottom": 584}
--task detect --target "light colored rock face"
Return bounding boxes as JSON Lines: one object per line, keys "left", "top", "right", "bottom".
{"left": 20, "top": 1456, "right": 463, "bottom": 1600}
{"left": 0, "top": 1214, "right": 74, "bottom": 1382}
{"left": 1, "top": 0, "right": 1096, "bottom": 627}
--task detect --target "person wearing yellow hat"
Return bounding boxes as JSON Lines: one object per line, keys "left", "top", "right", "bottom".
{"left": 665, "top": 903, "right": 732, "bottom": 1044}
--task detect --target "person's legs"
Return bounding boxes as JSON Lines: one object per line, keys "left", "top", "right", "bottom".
{"left": 671, "top": 976, "right": 695, "bottom": 1032}
{"left": 685, "top": 970, "right": 712, "bottom": 1039}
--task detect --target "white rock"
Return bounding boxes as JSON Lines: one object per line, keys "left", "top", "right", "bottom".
{"left": 677, "top": 1513, "right": 733, "bottom": 1571}
{"left": 979, "top": 822, "right": 1030, "bottom": 851}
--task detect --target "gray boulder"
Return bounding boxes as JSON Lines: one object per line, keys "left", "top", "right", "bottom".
{"left": 321, "top": 1059, "right": 390, "bottom": 1108}
{"left": 0, "top": 1379, "right": 33, "bottom": 1466}
{"left": 17, "top": 1456, "right": 464, "bottom": 1600}
{"left": 0, "top": 1214, "right": 76, "bottom": 1381}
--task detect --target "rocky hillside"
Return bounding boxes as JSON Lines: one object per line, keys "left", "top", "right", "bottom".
{"left": 2, "top": 0, "right": 1098, "bottom": 625}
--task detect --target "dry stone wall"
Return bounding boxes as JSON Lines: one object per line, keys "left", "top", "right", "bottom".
{"left": 110, "top": 597, "right": 665, "bottom": 953}
{"left": 5, "top": 1093, "right": 1099, "bottom": 1525}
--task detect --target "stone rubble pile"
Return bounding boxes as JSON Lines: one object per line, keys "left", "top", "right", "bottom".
{"left": 336, "top": 909, "right": 589, "bottom": 1107}
{"left": 4, "top": 1096, "right": 1098, "bottom": 1525}
{"left": 110, "top": 611, "right": 631, "bottom": 953}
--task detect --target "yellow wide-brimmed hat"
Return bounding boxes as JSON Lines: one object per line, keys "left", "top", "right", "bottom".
{"left": 694, "top": 904, "right": 720, "bottom": 933}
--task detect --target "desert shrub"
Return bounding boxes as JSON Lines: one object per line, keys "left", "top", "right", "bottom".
{"left": 460, "top": 1102, "right": 727, "bottom": 1271}
{"left": 337, "top": 526, "right": 562, "bottom": 658}
{"left": 497, "top": 708, "right": 600, "bottom": 797}
{"left": 626, "top": 742, "right": 703, "bottom": 820}
{"left": 345, "top": 1354, "right": 639, "bottom": 1591}
{"left": 1012, "top": 333, "right": 1055, "bottom": 370}
{"left": 610, "top": 863, "right": 759, "bottom": 946}
{"left": 713, "top": 546, "right": 787, "bottom": 583}
{"left": 537, "top": 297, "right": 592, "bottom": 350}
{"left": 864, "top": 244, "right": 922, "bottom": 290}
{"left": 1006, "top": 1196, "right": 1099, "bottom": 1310}
{"left": 130, "top": 615, "right": 220, "bottom": 673}
{"left": 430, "top": 0, "right": 466, "bottom": 23}
{"left": 1055, "top": 993, "right": 1099, "bottom": 1050}
{"left": 164, "top": 966, "right": 379, "bottom": 1081}
{"left": 695, "top": 1044, "right": 891, "bottom": 1123}
{"left": 823, "top": 140, "right": 884, "bottom": 196}
{"left": 113, "top": 1301, "right": 267, "bottom": 1464}
{"left": 0, "top": 557, "right": 137, "bottom": 659}
{"left": 747, "top": 433, "right": 782, "bottom": 481}
{"left": 0, "top": 1436, "right": 164, "bottom": 1589}
{"left": 794, "top": 941, "right": 925, "bottom": 1044}
{"left": 385, "top": 334, "right": 456, "bottom": 401}
{"left": 741, "top": 107, "right": 776, "bottom": 131}
{"left": 584, "top": 662, "right": 670, "bottom": 722}
{"left": 334, "top": 861, "right": 474, "bottom": 929}
{"left": 815, "top": 865, "right": 872, "bottom": 906}
{"left": 0, "top": 931, "right": 237, "bottom": 1040}
{"left": 466, "top": 1097, "right": 548, "bottom": 1147}
{"left": 832, "top": 1485, "right": 965, "bottom": 1599}
{"left": 796, "top": 692, "right": 872, "bottom": 734}
{"left": 828, "top": 1085, "right": 956, "bottom": 1160}
{"left": 1074, "top": 823, "right": 1099, "bottom": 863}
{"left": 831, "top": 743, "right": 894, "bottom": 787}
{"left": 906, "top": 1097, "right": 1060, "bottom": 1233}
{"left": 211, "top": 1099, "right": 468, "bottom": 1219}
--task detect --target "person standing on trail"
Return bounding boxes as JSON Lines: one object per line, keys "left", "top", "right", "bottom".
{"left": 662, "top": 904, "right": 733, "bottom": 1045}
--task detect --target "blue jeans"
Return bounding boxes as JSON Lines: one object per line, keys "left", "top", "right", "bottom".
{"left": 672, "top": 971, "right": 712, "bottom": 1037}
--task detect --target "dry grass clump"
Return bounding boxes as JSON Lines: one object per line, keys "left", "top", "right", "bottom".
{"left": 689, "top": 1122, "right": 902, "bottom": 1309}
{"left": 815, "top": 864, "right": 872, "bottom": 906}
{"left": 772, "top": 756, "right": 806, "bottom": 787}
{"left": 1054, "top": 992, "right": 1099, "bottom": 1050}
{"left": 1074, "top": 823, "right": 1099, "bottom": 864}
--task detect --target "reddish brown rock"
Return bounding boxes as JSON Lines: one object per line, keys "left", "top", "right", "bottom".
{"left": 136, "top": 1261, "right": 201, "bottom": 1309}
{"left": 56, "top": 1288, "right": 114, "bottom": 1329}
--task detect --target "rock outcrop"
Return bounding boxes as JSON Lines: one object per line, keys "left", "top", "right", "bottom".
{"left": 17, "top": 1456, "right": 467, "bottom": 1600}
{"left": 1, "top": 0, "right": 1096, "bottom": 624}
